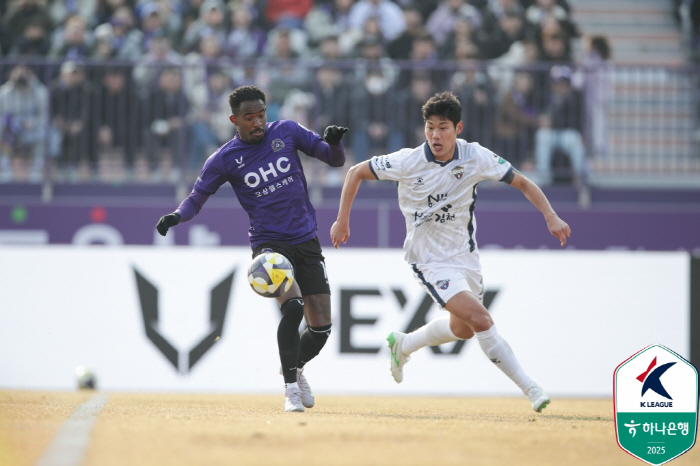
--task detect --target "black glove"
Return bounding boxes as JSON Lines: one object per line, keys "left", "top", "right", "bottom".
{"left": 156, "top": 212, "right": 180, "bottom": 236}
{"left": 323, "top": 125, "right": 348, "bottom": 145}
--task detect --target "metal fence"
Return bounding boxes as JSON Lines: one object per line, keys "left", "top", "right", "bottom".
{"left": 0, "top": 58, "right": 698, "bottom": 187}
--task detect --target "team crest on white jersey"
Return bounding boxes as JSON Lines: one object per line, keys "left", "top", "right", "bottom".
{"left": 451, "top": 166, "right": 465, "bottom": 179}
{"left": 271, "top": 139, "right": 285, "bottom": 152}
{"left": 436, "top": 279, "right": 450, "bottom": 290}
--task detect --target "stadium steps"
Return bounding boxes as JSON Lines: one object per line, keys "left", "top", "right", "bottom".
{"left": 599, "top": 71, "right": 698, "bottom": 172}
{"left": 569, "top": 2, "right": 698, "bottom": 181}
{"left": 570, "top": 0, "right": 684, "bottom": 65}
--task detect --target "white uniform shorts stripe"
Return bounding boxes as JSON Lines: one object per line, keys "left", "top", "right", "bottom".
{"left": 411, "top": 263, "right": 446, "bottom": 307}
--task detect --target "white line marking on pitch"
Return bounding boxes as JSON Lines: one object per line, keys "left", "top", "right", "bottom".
{"left": 34, "top": 393, "right": 110, "bottom": 466}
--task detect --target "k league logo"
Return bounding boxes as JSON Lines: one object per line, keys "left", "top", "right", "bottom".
{"left": 637, "top": 357, "right": 676, "bottom": 401}
{"left": 614, "top": 345, "right": 698, "bottom": 465}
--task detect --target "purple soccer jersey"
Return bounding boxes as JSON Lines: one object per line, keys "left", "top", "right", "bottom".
{"left": 175, "top": 120, "right": 345, "bottom": 248}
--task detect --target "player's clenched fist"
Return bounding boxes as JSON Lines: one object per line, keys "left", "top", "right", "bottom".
{"left": 323, "top": 126, "right": 348, "bottom": 145}
{"left": 156, "top": 212, "right": 180, "bottom": 236}
{"left": 546, "top": 214, "right": 571, "bottom": 246}
{"left": 330, "top": 219, "right": 350, "bottom": 249}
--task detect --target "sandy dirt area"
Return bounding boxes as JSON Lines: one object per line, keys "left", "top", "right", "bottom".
{"left": 1, "top": 391, "right": 698, "bottom": 466}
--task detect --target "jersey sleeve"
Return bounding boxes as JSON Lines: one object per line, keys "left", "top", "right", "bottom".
{"left": 368, "top": 150, "right": 405, "bottom": 181}
{"left": 473, "top": 143, "right": 513, "bottom": 182}
{"left": 286, "top": 120, "right": 324, "bottom": 157}
{"left": 193, "top": 151, "right": 227, "bottom": 196}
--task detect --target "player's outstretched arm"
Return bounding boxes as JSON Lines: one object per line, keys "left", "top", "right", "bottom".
{"left": 331, "top": 162, "right": 375, "bottom": 248}
{"left": 156, "top": 212, "right": 180, "bottom": 236}
{"left": 506, "top": 170, "right": 571, "bottom": 246}
{"left": 155, "top": 190, "right": 211, "bottom": 236}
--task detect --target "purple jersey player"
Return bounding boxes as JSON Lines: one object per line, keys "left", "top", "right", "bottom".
{"left": 156, "top": 85, "right": 348, "bottom": 412}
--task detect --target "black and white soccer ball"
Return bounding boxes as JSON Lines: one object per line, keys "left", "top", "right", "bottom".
{"left": 247, "top": 252, "right": 294, "bottom": 298}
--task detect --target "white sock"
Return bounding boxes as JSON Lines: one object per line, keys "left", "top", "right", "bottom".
{"left": 475, "top": 325, "right": 533, "bottom": 394}
{"left": 285, "top": 382, "right": 299, "bottom": 392}
{"left": 401, "top": 316, "right": 460, "bottom": 355}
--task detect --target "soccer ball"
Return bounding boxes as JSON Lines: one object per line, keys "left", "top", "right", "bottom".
{"left": 75, "top": 365, "right": 97, "bottom": 390}
{"left": 247, "top": 252, "right": 294, "bottom": 298}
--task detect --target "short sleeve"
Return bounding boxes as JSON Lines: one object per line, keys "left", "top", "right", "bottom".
{"left": 473, "top": 143, "right": 513, "bottom": 182}
{"left": 193, "top": 151, "right": 227, "bottom": 196}
{"left": 368, "top": 150, "right": 405, "bottom": 181}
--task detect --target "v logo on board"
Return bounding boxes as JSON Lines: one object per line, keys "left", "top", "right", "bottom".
{"left": 133, "top": 267, "right": 235, "bottom": 374}
{"left": 614, "top": 345, "right": 698, "bottom": 465}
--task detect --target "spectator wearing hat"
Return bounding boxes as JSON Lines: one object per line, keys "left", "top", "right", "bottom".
{"left": 0, "top": 64, "right": 49, "bottom": 182}
{"left": 1, "top": 0, "right": 54, "bottom": 54}
{"left": 534, "top": 65, "right": 586, "bottom": 184}
{"left": 8, "top": 18, "right": 52, "bottom": 57}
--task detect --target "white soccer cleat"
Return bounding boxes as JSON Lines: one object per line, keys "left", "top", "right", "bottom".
{"left": 296, "top": 367, "right": 315, "bottom": 408}
{"left": 527, "top": 383, "right": 551, "bottom": 413}
{"left": 284, "top": 385, "right": 305, "bottom": 412}
{"left": 387, "top": 331, "right": 410, "bottom": 383}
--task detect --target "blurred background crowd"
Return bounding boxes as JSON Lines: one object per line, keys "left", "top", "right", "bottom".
{"left": 0, "top": 0, "right": 697, "bottom": 187}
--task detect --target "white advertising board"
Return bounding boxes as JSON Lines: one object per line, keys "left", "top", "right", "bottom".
{"left": 0, "top": 247, "right": 689, "bottom": 398}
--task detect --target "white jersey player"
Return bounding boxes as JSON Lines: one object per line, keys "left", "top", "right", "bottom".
{"left": 331, "top": 91, "right": 571, "bottom": 412}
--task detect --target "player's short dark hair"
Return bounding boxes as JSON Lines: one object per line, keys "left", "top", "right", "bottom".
{"left": 228, "top": 85, "right": 266, "bottom": 115}
{"left": 422, "top": 91, "right": 462, "bottom": 128}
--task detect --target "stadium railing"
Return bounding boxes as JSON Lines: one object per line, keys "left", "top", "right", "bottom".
{"left": 0, "top": 58, "right": 698, "bottom": 192}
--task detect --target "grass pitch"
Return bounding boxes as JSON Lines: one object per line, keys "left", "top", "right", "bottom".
{"left": 1, "top": 391, "right": 699, "bottom": 466}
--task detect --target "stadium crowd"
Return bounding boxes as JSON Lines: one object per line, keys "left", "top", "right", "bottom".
{"left": 0, "top": 0, "right": 609, "bottom": 185}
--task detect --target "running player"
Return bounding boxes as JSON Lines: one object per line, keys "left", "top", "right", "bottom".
{"left": 330, "top": 91, "right": 570, "bottom": 412}
{"left": 156, "top": 85, "right": 348, "bottom": 412}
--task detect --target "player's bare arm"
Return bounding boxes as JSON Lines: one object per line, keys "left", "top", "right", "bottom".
{"left": 330, "top": 162, "right": 375, "bottom": 248}
{"left": 504, "top": 169, "right": 571, "bottom": 246}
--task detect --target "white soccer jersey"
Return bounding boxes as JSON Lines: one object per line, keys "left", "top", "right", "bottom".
{"left": 369, "top": 140, "right": 513, "bottom": 266}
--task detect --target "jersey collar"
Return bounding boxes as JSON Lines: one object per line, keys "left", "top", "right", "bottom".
{"left": 423, "top": 142, "right": 459, "bottom": 166}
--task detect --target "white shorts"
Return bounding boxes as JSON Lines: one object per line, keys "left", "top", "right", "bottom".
{"left": 411, "top": 262, "right": 484, "bottom": 309}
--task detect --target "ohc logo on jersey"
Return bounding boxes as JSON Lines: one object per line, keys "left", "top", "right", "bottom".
{"left": 451, "top": 166, "right": 464, "bottom": 179}
{"left": 614, "top": 345, "right": 698, "bottom": 465}
{"left": 244, "top": 157, "right": 291, "bottom": 187}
